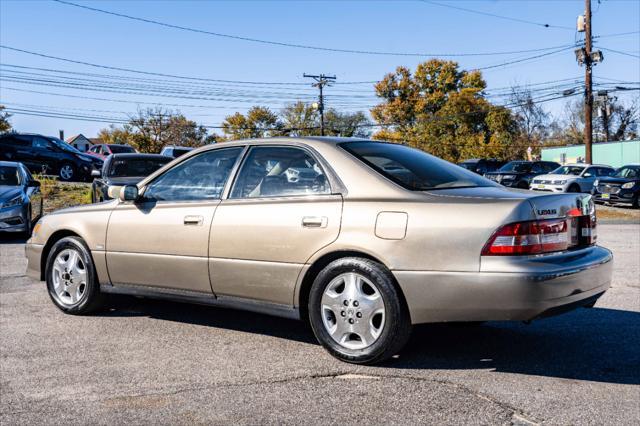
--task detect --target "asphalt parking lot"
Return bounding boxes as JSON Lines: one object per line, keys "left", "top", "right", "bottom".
{"left": 1, "top": 224, "right": 639, "bottom": 425}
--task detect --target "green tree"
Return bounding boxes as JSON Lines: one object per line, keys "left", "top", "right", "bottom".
{"left": 0, "top": 105, "right": 12, "bottom": 133}
{"left": 371, "top": 59, "right": 523, "bottom": 162}
{"left": 279, "top": 101, "right": 372, "bottom": 137}
{"left": 221, "top": 106, "right": 282, "bottom": 140}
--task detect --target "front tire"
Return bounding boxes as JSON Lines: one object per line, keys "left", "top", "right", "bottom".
{"left": 567, "top": 184, "right": 581, "bottom": 193}
{"left": 308, "top": 257, "right": 411, "bottom": 365}
{"left": 45, "top": 236, "right": 104, "bottom": 314}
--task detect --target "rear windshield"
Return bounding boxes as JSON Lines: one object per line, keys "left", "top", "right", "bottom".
{"left": 458, "top": 161, "right": 478, "bottom": 170}
{"left": 552, "top": 165, "right": 585, "bottom": 176}
{"left": 0, "top": 166, "right": 20, "bottom": 186}
{"left": 108, "top": 157, "right": 171, "bottom": 178}
{"left": 173, "top": 147, "right": 193, "bottom": 157}
{"left": 499, "top": 161, "right": 532, "bottom": 173}
{"left": 109, "top": 145, "right": 135, "bottom": 154}
{"left": 340, "top": 142, "right": 492, "bottom": 191}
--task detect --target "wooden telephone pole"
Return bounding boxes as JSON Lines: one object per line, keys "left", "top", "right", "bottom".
{"left": 584, "top": 0, "right": 593, "bottom": 164}
{"left": 303, "top": 73, "right": 336, "bottom": 136}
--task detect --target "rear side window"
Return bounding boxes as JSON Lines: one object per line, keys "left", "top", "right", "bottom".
{"left": 108, "top": 157, "right": 171, "bottom": 177}
{"left": 143, "top": 148, "right": 242, "bottom": 201}
{"left": 340, "top": 142, "right": 491, "bottom": 191}
{"left": 230, "top": 146, "right": 330, "bottom": 198}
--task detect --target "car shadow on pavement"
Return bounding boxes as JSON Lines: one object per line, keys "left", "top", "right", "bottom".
{"left": 99, "top": 295, "right": 318, "bottom": 345}
{"left": 394, "top": 307, "right": 640, "bottom": 385}
{"left": 99, "top": 296, "right": 639, "bottom": 385}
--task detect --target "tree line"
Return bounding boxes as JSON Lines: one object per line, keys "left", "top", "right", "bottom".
{"left": 1, "top": 59, "right": 637, "bottom": 163}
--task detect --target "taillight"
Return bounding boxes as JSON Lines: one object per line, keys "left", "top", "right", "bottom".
{"left": 482, "top": 216, "right": 596, "bottom": 256}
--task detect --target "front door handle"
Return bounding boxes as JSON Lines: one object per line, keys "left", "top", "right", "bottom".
{"left": 184, "top": 215, "right": 204, "bottom": 226}
{"left": 302, "top": 216, "right": 328, "bottom": 228}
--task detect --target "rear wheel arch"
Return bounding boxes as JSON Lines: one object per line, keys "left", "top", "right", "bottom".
{"left": 297, "top": 250, "right": 407, "bottom": 321}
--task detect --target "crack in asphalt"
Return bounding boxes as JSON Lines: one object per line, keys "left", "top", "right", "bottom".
{"left": 2, "top": 370, "right": 542, "bottom": 424}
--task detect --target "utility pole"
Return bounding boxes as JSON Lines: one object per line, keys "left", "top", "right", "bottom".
{"left": 575, "top": 0, "right": 603, "bottom": 163}
{"left": 584, "top": 0, "right": 593, "bottom": 164}
{"left": 303, "top": 73, "right": 336, "bottom": 136}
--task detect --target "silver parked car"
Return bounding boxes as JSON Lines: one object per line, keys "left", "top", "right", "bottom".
{"left": 531, "top": 164, "right": 615, "bottom": 193}
{"left": 0, "top": 161, "right": 43, "bottom": 236}
{"left": 25, "top": 138, "right": 613, "bottom": 364}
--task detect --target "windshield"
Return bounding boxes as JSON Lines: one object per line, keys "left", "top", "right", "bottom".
{"left": 551, "top": 165, "right": 585, "bottom": 176}
{"left": 340, "top": 142, "right": 492, "bottom": 191}
{"left": 50, "top": 138, "right": 83, "bottom": 154}
{"left": 499, "top": 162, "right": 531, "bottom": 173}
{"left": 458, "top": 161, "right": 477, "bottom": 170}
{"left": 0, "top": 166, "right": 20, "bottom": 186}
{"left": 108, "top": 157, "right": 171, "bottom": 178}
{"left": 614, "top": 166, "right": 640, "bottom": 178}
{"left": 109, "top": 145, "right": 135, "bottom": 154}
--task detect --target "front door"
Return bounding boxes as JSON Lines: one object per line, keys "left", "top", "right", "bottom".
{"left": 210, "top": 145, "right": 343, "bottom": 305}
{"left": 106, "top": 147, "right": 244, "bottom": 293}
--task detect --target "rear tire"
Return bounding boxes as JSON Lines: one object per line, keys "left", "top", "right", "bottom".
{"left": 45, "top": 236, "right": 104, "bottom": 314}
{"left": 308, "top": 257, "right": 412, "bottom": 365}
{"left": 58, "top": 162, "right": 75, "bottom": 181}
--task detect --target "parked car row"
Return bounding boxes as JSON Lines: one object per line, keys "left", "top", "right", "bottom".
{"left": 459, "top": 158, "right": 639, "bottom": 208}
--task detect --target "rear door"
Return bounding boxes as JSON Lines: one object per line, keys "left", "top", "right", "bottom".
{"left": 209, "top": 145, "right": 342, "bottom": 305}
{"left": 106, "top": 147, "right": 244, "bottom": 293}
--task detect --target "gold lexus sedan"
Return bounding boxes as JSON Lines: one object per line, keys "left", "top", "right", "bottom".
{"left": 25, "top": 138, "right": 613, "bottom": 364}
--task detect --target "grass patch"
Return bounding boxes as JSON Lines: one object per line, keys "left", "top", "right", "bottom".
{"left": 35, "top": 175, "right": 92, "bottom": 214}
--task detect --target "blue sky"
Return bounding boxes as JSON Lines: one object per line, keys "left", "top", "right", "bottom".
{"left": 1, "top": 0, "right": 638, "bottom": 138}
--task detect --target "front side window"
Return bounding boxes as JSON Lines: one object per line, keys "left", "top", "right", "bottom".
{"left": 230, "top": 146, "right": 330, "bottom": 198}
{"left": 32, "top": 137, "right": 51, "bottom": 149}
{"left": 341, "top": 142, "right": 491, "bottom": 191}
{"left": 143, "top": 147, "right": 243, "bottom": 201}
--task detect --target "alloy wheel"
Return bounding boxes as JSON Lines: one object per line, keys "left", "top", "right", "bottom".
{"left": 51, "top": 248, "right": 88, "bottom": 306}
{"left": 60, "top": 165, "right": 74, "bottom": 180}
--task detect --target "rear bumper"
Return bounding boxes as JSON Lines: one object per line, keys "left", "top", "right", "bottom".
{"left": 25, "top": 243, "right": 44, "bottom": 281}
{"left": 393, "top": 246, "right": 613, "bottom": 324}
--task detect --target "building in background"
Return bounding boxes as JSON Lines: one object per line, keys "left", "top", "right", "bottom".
{"left": 65, "top": 134, "right": 95, "bottom": 152}
{"left": 541, "top": 140, "right": 640, "bottom": 168}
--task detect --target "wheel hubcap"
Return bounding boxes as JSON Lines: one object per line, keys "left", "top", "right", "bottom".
{"left": 321, "top": 272, "right": 385, "bottom": 350}
{"left": 60, "top": 166, "right": 73, "bottom": 179}
{"left": 51, "top": 249, "right": 87, "bottom": 306}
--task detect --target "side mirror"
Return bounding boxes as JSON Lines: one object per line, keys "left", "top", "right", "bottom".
{"left": 583, "top": 173, "right": 593, "bottom": 178}
{"left": 91, "top": 169, "right": 101, "bottom": 178}
{"left": 118, "top": 185, "right": 139, "bottom": 202}
{"left": 28, "top": 180, "right": 41, "bottom": 188}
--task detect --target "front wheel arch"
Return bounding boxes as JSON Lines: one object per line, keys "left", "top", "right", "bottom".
{"left": 40, "top": 230, "right": 82, "bottom": 281}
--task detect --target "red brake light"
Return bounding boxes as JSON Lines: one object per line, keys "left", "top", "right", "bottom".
{"left": 482, "top": 216, "right": 596, "bottom": 256}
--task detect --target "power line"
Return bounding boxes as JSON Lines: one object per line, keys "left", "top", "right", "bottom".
{"left": 418, "top": 0, "right": 574, "bottom": 30}
{"left": 52, "top": 0, "right": 577, "bottom": 57}
{"left": 599, "top": 47, "right": 640, "bottom": 59}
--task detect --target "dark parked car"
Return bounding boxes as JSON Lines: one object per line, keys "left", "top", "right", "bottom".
{"left": 91, "top": 153, "right": 171, "bottom": 202}
{"left": 458, "top": 158, "right": 506, "bottom": 175}
{"left": 591, "top": 164, "right": 640, "bottom": 208}
{"left": 0, "top": 133, "right": 103, "bottom": 181}
{"left": 484, "top": 160, "right": 560, "bottom": 189}
{"left": 0, "top": 161, "right": 43, "bottom": 236}
{"left": 86, "top": 143, "right": 136, "bottom": 160}
{"left": 160, "top": 145, "right": 194, "bottom": 159}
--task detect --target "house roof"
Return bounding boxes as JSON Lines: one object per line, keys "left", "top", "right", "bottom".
{"left": 65, "top": 134, "right": 95, "bottom": 145}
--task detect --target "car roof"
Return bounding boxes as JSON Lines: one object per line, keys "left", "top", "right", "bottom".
{"left": 563, "top": 163, "right": 612, "bottom": 168}
{"left": 109, "top": 153, "right": 168, "bottom": 160}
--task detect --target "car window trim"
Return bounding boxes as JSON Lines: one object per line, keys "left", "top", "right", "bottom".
{"left": 137, "top": 146, "right": 247, "bottom": 204}
{"left": 226, "top": 144, "right": 334, "bottom": 201}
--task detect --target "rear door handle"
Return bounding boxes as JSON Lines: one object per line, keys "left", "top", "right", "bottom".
{"left": 302, "top": 216, "right": 328, "bottom": 228}
{"left": 184, "top": 215, "right": 204, "bottom": 226}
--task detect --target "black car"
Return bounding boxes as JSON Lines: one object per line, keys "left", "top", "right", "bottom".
{"left": 0, "top": 161, "right": 43, "bottom": 236}
{"left": 91, "top": 153, "right": 171, "bottom": 202}
{"left": 483, "top": 160, "right": 560, "bottom": 189}
{"left": 591, "top": 164, "right": 640, "bottom": 208}
{"left": 0, "top": 133, "right": 103, "bottom": 181}
{"left": 458, "top": 158, "right": 506, "bottom": 175}
{"left": 160, "top": 145, "right": 194, "bottom": 159}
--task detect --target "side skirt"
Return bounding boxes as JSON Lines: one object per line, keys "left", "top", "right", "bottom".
{"left": 100, "top": 284, "right": 301, "bottom": 320}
